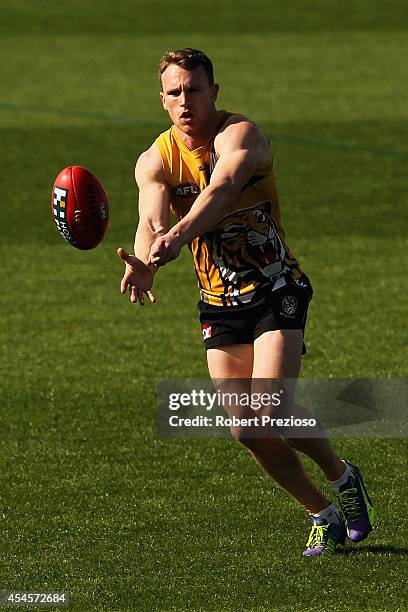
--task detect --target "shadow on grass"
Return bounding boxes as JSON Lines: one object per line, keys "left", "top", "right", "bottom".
{"left": 338, "top": 544, "right": 408, "bottom": 556}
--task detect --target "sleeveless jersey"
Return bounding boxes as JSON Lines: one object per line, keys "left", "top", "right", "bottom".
{"left": 155, "top": 110, "right": 301, "bottom": 307}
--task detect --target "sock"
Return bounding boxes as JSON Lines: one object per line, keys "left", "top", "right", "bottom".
{"left": 312, "top": 502, "right": 341, "bottom": 524}
{"left": 328, "top": 460, "right": 353, "bottom": 493}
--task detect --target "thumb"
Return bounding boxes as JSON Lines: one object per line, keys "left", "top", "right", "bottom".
{"left": 148, "top": 240, "right": 160, "bottom": 263}
{"left": 117, "top": 247, "right": 130, "bottom": 262}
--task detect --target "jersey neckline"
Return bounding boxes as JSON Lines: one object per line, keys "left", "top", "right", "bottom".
{"left": 171, "top": 110, "right": 230, "bottom": 158}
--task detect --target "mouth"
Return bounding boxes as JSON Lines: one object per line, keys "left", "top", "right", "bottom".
{"left": 180, "top": 111, "right": 194, "bottom": 121}
{"left": 259, "top": 244, "right": 277, "bottom": 266}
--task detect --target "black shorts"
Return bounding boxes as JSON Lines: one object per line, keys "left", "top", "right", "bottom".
{"left": 198, "top": 274, "right": 313, "bottom": 352}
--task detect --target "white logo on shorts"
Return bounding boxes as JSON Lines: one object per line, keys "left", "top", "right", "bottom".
{"left": 201, "top": 324, "right": 212, "bottom": 340}
{"left": 282, "top": 295, "right": 298, "bottom": 315}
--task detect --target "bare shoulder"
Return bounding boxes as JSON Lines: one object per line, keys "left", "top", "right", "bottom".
{"left": 135, "top": 142, "right": 166, "bottom": 186}
{"left": 214, "top": 114, "right": 272, "bottom": 165}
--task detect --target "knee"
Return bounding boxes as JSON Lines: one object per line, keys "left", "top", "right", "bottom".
{"left": 230, "top": 423, "right": 260, "bottom": 451}
{"left": 231, "top": 425, "right": 279, "bottom": 454}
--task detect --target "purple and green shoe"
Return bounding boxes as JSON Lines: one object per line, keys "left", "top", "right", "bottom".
{"left": 303, "top": 516, "right": 346, "bottom": 557}
{"left": 336, "top": 461, "right": 375, "bottom": 543}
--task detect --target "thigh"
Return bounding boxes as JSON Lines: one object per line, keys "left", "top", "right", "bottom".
{"left": 249, "top": 329, "right": 304, "bottom": 435}
{"left": 252, "top": 329, "right": 303, "bottom": 379}
{"left": 207, "top": 343, "right": 254, "bottom": 379}
{"left": 251, "top": 329, "right": 303, "bottom": 413}
{"left": 207, "top": 344, "right": 254, "bottom": 427}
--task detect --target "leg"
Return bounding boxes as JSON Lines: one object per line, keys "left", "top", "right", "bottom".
{"left": 253, "top": 330, "right": 375, "bottom": 550}
{"left": 252, "top": 329, "right": 346, "bottom": 481}
{"left": 207, "top": 341, "right": 331, "bottom": 513}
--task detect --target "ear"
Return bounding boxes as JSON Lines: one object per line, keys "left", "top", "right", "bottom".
{"left": 160, "top": 91, "right": 167, "bottom": 111}
{"left": 211, "top": 83, "right": 219, "bottom": 102}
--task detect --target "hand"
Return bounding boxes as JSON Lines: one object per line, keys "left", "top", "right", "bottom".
{"left": 117, "top": 247, "right": 156, "bottom": 305}
{"left": 148, "top": 232, "right": 182, "bottom": 267}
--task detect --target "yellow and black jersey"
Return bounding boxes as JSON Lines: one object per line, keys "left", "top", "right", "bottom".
{"left": 155, "top": 110, "right": 301, "bottom": 307}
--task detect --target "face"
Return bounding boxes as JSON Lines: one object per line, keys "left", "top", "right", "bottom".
{"left": 160, "top": 64, "right": 219, "bottom": 137}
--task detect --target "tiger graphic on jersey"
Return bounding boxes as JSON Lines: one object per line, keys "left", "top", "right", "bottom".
{"left": 210, "top": 201, "right": 286, "bottom": 288}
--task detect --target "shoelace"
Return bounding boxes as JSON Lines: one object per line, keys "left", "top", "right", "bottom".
{"left": 306, "top": 525, "right": 328, "bottom": 549}
{"left": 337, "top": 487, "right": 361, "bottom": 519}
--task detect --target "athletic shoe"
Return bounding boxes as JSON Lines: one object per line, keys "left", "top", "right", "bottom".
{"left": 335, "top": 461, "right": 375, "bottom": 543}
{"left": 303, "top": 515, "right": 346, "bottom": 557}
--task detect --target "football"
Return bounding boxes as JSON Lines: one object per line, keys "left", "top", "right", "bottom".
{"left": 51, "top": 166, "right": 109, "bottom": 250}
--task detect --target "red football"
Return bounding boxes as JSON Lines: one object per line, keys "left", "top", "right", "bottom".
{"left": 51, "top": 166, "right": 109, "bottom": 250}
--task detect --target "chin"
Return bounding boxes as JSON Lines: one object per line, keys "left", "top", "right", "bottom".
{"left": 177, "top": 122, "right": 197, "bottom": 134}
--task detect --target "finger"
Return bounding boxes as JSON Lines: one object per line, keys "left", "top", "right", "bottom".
{"left": 128, "top": 283, "right": 133, "bottom": 302}
{"left": 130, "top": 285, "right": 138, "bottom": 304}
{"left": 137, "top": 289, "right": 144, "bottom": 306}
{"left": 147, "top": 290, "right": 156, "bottom": 304}
{"left": 117, "top": 247, "right": 130, "bottom": 262}
{"left": 148, "top": 243, "right": 162, "bottom": 265}
{"left": 121, "top": 272, "right": 131, "bottom": 294}
{"left": 149, "top": 253, "right": 164, "bottom": 266}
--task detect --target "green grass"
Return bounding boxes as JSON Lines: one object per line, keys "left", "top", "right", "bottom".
{"left": 1, "top": 1, "right": 408, "bottom": 610}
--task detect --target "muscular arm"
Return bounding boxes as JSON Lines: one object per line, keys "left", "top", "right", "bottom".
{"left": 134, "top": 144, "right": 170, "bottom": 268}
{"left": 149, "top": 119, "right": 272, "bottom": 265}
{"left": 117, "top": 143, "right": 170, "bottom": 304}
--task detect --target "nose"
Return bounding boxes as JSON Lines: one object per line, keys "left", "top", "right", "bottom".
{"left": 179, "top": 89, "right": 191, "bottom": 108}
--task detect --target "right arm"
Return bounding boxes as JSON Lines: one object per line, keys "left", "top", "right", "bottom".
{"left": 117, "top": 144, "right": 170, "bottom": 305}
{"left": 133, "top": 144, "right": 171, "bottom": 265}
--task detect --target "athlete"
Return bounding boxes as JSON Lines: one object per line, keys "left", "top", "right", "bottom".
{"left": 117, "top": 48, "right": 375, "bottom": 556}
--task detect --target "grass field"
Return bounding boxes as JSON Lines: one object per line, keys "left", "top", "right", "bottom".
{"left": 1, "top": 1, "right": 408, "bottom": 610}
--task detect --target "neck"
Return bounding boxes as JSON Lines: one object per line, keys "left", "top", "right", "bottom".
{"left": 175, "top": 109, "right": 220, "bottom": 150}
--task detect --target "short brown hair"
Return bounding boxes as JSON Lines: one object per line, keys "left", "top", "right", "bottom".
{"left": 159, "top": 48, "right": 214, "bottom": 87}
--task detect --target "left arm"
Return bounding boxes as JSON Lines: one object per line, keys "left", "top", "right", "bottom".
{"left": 149, "top": 120, "right": 271, "bottom": 266}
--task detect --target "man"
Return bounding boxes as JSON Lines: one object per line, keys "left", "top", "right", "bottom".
{"left": 117, "top": 48, "right": 375, "bottom": 556}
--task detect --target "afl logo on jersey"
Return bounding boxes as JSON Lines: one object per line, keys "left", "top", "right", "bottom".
{"left": 173, "top": 182, "right": 200, "bottom": 198}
